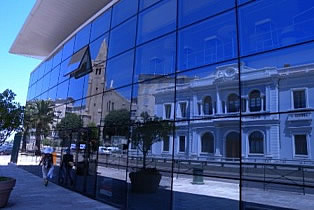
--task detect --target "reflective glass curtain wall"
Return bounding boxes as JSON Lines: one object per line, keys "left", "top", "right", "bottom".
{"left": 26, "top": 0, "right": 314, "bottom": 209}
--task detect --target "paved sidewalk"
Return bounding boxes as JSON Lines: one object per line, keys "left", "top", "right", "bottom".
{"left": 0, "top": 164, "right": 116, "bottom": 210}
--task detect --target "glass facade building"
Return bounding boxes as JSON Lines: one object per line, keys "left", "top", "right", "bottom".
{"left": 23, "top": 0, "right": 314, "bottom": 209}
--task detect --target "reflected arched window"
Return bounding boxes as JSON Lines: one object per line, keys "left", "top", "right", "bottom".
{"left": 249, "top": 90, "right": 261, "bottom": 112}
{"left": 227, "top": 94, "right": 240, "bottom": 113}
{"left": 201, "top": 132, "right": 214, "bottom": 153}
{"left": 203, "top": 96, "right": 212, "bottom": 115}
{"left": 249, "top": 131, "right": 264, "bottom": 154}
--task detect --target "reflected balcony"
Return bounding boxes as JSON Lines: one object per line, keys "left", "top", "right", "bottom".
{"left": 287, "top": 112, "right": 312, "bottom": 122}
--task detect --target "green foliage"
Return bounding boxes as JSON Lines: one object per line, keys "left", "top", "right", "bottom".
{"left": 0, "top": 89, "right": 24, "bottom": 144}
{"left": 84, "top": 122, "right": 99, "bottom": 151}
{"left": 131, "top": 112, "right": 173, "bottom": 168}
{"left": 103, "top": 109, "right": 131, "bottom": 138}
{"left": 56, "top": 112, "right": 83, "bottom": 146}
{"left": 42, "top": 138, "right": 51, "bottom": 146}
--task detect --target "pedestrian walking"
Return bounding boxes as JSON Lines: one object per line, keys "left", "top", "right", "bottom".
{"left": 59, "top": 148, "right": 74, "bottom": 186}
{"left": 39, "top": 147, "right": 54, "bottom": 186}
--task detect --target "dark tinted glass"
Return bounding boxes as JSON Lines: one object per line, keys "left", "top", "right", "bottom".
{"left": 106, "top": 50, "right": 134, "bottom": 89}
{"left": 179, "top": 0, "right": 235, "bottom": 27}
{"left": 239, "top": 0, "right": 314, "bottom": 56}
{"left": 62, "top": 37, "right": 75, "bottom": 61}
{"left": 135, "top": 33, "right": 176, "bottom": 83}
{"left": 74, "top": 24, "right": 91, "bottom": 52}
{"left": 109, "top": 17, "right": 136, "bottom": 58}
{"left": 137, "top": 0, "right": 176, "bottom": 44}
{"left": 112, "top": 0, "right": 138, "bottom": 27}
{"left": 90, "top": 9, "right": 112, "bottom": 42}
{"left": 178, "top": 11, "right": 237, "bottom": 71}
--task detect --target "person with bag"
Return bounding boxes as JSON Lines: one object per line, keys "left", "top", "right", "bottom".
{"left": 39, "top": 147, "right": 54, "bottom": 186}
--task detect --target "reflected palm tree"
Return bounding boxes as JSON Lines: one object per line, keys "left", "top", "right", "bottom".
{"left": 31, "top": 100, "right": 55, "bottom": 153}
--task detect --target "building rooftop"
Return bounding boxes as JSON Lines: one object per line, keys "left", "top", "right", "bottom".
{"left": 9, "top": 0, "right": 112, "bottom": 59}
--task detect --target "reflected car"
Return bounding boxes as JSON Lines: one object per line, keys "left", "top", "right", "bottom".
{"left": 0, "top": 145, "right": 13, "bottom": 155}
{"left": 99, "top": 147, "right": 112, "bottom": 155}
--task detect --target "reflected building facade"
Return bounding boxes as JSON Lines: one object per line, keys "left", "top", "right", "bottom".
{"left": 12, "top": 0, "right": 314, "bottom": 209}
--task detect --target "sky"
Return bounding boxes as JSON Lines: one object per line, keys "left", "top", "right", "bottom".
{"left": 0, "top": 0, "right": 40, "bottom": 105}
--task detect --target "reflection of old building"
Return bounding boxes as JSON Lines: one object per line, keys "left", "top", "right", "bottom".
{"left": 83, "top": 39, "right": 107, "bottom": 126}
{"left": 138, "top": 63, "right": 314, "bottom": 162}
{"left": 134, "top": 75, "right": 174, "bottom": 119}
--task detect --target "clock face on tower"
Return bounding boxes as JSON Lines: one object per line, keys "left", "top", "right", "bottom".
{"left": 225, "top": 67, "right": 236, "bottom": 77}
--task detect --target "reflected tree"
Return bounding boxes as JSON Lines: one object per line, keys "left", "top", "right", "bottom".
{"left": 56, "top": 112, "right": 83, "bottom": 147}
{"left": 31, "top": 100, "right": 55, "bottom": 153}
{"left": 131, "top": 112, "right": 173, "bottom": 169}
{"left": 103, "top": 109, "right": 131, "bottom": 144}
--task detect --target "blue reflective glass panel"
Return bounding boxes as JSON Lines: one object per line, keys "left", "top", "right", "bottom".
{"left": 109, "top": 17, "right": 136, "bottom": 58}
{"left": 60, "top": 59, "right": 71, "bottom": 83}
{"left": 49, "top": 65, "right": 60, "bottom": 88}
{"left": 37, "top": 64, "right": 45, "bottom": 80}
{"left": 41, "top": 72, "right": 51, "bottom": 93}
{"left": 56, "top": 80, "right": 69, "bottom": 100}
{"left": 241, "top": 42, "right": 314, "bottom": 113}
{"left": 74, "top": 24, "right": 91, "bottom": 52}
{"left": 238, "top": 0, "right": 253, "bottom": 5}
{"left": 178, "top": 11, "right": 237, "bottom": 71}
{"left": 30, "top": 71, "right": 35, "bottom": 85}
{"left": 53, "top": 49, "right": 62, "bottom": 68}
{"left": 106, "top": 50, "right": 134, "bottom": 89}
{"left": 90, "top": 34, "right": 109, "bottom": 62}
{"left": 179, "top": 0, "right": 234, "bottom": 27}
{"left": 68, "top": 76, "right": 86, "bottom": 101}
{"left": 35, "top": 79, "right": 43, "bottom": 97}
{"left": 40, "top": 91, "right": 48, "bottom": 100}
{"left": 239, "top": 0, "right": 314, "bottom": 56}
{"left": 139, "top": 0, "right": 161, "bottom": 10}
{"left": 90, "top": 9, "right": 112, "bottom": 42}
{"left": 45, "top": 59, "right": 53, "bottom": 74}
{"left": 135, "top": 33, "right": 176, "bottom": 83}
{"left": 48, "top": 86, "right": 57, "bottom": 101}
{"left": 112, "top": 0, "right": 138, "bottom": 27}
{"left": 62, "top": 37, "right": 75, "bottom": 61}
{"left": 137, "top": 0, "right": 176, "bottom": 44}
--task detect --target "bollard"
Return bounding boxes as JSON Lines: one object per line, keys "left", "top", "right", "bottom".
{"left": 191, "top": 168, "right": 204, "bottom": 185}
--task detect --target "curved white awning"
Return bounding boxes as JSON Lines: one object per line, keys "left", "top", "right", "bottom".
{"left": 9, "top": 0, "right": 112, "bottom": 58}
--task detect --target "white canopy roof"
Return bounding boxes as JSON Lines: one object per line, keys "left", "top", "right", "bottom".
{"left": 9, "top": 0, "right": 112, "bottom": 59}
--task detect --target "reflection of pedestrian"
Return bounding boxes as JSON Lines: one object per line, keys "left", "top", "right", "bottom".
{"left": 39, "top": 147, "right": 54, "bottom": 186}
{"left": 60, "top": 149, "right": 74, "bottom": 186}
